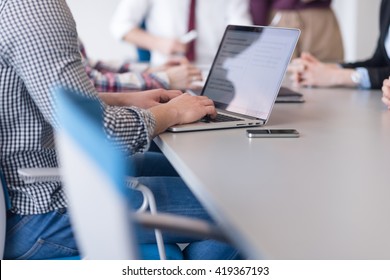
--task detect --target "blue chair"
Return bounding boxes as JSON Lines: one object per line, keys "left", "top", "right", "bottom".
{"left": 53, "top": 87, "right": 227, "bottom": 259}
{"left": 15, "top": 168, "right": 184, "bottom": 259}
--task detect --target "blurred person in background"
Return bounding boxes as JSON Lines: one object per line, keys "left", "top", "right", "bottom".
{"left": 110, "top": 0, "right": 252, "bottom": 66}
{"left": 289, "top": 0, "right": 390, "bottom": 90}
{"left": 250, "top": 0, "right": 344, "bottom": 62}
{"left": 79, "top": 39, "right": 202, "bottom": 91}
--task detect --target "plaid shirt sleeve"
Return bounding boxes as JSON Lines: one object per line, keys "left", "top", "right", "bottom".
{"left": 78, "top": 40, "right": 169, "bottom": 92}
{"left": 0, "top": 0, "right": 156, "bottom": 214}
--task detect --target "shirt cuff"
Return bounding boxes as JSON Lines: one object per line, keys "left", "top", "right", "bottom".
{"left": 137, "top": 108, "right": 156, "bottom": 140}
{"left": 356, "top": 67, "right": 371, "bottom": 89}
{"left": 150, "top": 72, "right": 170, "bottom": 89}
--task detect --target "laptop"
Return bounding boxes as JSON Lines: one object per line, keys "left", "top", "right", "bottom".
{"left": 168, "top": 25, "right": 300, "bottom": 132}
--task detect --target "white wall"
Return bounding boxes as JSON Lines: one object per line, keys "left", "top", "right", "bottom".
{"left": 67, "top": 0, "right": 382, "bottom": 63}
{"left": 67, "top": 0, "right": 135, "bottom": 61}
{"left": 332, "top": 0, "right": 381, "bottom": 62}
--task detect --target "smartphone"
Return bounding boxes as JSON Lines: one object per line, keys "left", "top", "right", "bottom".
{"left": 247, "top": 129, "right": 299, "bottom": 138}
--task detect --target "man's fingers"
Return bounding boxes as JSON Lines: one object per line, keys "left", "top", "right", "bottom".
{"left": 382, "top": 96, "right": 390, "bottom": 108}
{"left": 301, "top": 52, "right": 318, "bottom": 63}
{"left": 159, "top": 90, "right": 182, "bottom": 102}
{"left": 205, "top": 106, "right": 217, "bottom": 118}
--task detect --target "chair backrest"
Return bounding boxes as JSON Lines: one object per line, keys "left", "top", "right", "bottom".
{"left": 55, "top": 87, "right": 138, "bottom": 260}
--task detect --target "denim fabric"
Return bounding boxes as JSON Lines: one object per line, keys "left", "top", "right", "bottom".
{"left": 5, "top": 209, "right": 78, "bottom": 260}
{"left": 130, "top": 151, "right": 179, "bottom": 177}
{"left": 4, "top": 153, "right": 241, "bottom": 260}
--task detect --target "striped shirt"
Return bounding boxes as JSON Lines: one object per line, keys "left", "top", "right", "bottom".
{"left": 0, "top": 0, "right": 155, "bottom": 215}
{"left": 78, "top": 40, "right": 170, "bottom": 92}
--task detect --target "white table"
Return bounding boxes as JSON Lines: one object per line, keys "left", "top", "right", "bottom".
{"left": 155, "top": 87, "right": 390, "bottom": 259}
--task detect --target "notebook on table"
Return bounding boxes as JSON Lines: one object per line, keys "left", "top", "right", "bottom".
{"left": 168, "top": 25, "right": 300, "bottom": 132}
{"left": 189, "top": 86, "right": 305, "bottom": 103}
{"left": 276, "top": 87, "right": 304, "bottom": 103}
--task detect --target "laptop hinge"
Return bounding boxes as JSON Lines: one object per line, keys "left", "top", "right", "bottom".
{"left": 217, "top": 109, "right": 262, "bottom": 121}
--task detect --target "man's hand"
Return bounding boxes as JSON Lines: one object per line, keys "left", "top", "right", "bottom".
{"left": 382, "top": 78, "right": 390, "bottom": 109}
{"left": 146, "top": 56, "right": 190, "bottom": 74}
{"left": 149, "top": 93, "right": 216, "bottom": 136}
{"left": 164, "top": 93, "right": 216, "bottom": 124}
{"left": 289, "top": 52, "right": 342, "bottom": 87}
{"left": 166, "top": 64, "right": 203, "bottom": 90}
{"left": 156, "top": 37, "right": 187, "bottom": 56}
{"left": 98, "top": 89, "right": 182, "bottom": 109}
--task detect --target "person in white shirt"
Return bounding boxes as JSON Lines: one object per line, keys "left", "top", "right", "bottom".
{"left": 110, "top": 0, "right": 252, "bottom": 66}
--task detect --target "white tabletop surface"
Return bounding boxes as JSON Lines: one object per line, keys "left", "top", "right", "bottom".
{"left": 155, "top": 87, "right": 390, "bottom": 259}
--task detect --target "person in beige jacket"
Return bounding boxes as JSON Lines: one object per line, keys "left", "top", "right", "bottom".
{"left": 250, "top": 0, "right": 344, "bottom": 62}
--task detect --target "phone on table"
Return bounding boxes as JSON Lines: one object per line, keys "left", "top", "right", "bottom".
{"left": 247, "top": 129, "right": 299, "bottom": 138}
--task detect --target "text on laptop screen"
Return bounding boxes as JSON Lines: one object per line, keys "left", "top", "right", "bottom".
{"left": 202, "top": 26, "right": 299, "bottom": 120}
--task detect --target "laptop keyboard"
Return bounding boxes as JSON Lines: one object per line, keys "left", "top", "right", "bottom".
{"left": 201, "top": 114, "right": 243, "bottom": 123}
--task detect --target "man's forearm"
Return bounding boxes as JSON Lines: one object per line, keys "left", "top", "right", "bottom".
{"left": 148, "top": 104, "right": 178, "bottom": 137}
{"left": 98, "top": 92, "right": 128, "bottom": 106}
{"left": 123, "top": 27, "right": 161, "bottom": 51}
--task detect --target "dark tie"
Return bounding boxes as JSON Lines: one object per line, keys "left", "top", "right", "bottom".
{"left": 186, "top": 0, "right": 196, "bottom": 62}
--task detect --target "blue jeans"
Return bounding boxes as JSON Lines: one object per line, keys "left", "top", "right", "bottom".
{"left": 4, "top": 152, "right": 241, "bottom": 260}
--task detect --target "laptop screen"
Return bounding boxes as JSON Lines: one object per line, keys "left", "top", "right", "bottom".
{"left": 202, "top": 25, "right": 300, "bottom": 120}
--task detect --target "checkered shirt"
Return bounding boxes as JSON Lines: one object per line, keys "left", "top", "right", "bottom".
{"left": 0, "top": 0, "right": 155, "bottom": 215}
